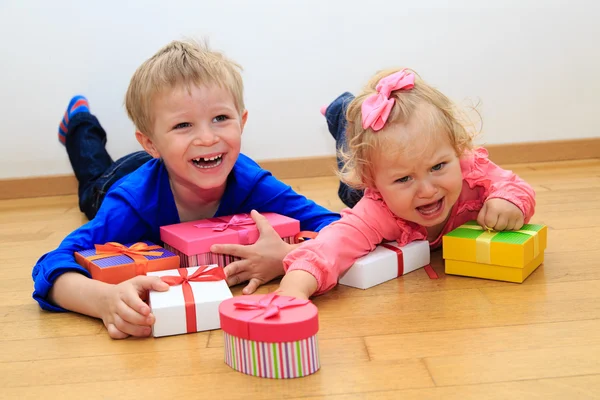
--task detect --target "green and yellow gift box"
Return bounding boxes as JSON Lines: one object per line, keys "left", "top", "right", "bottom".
{"left": 442, "top": 220, "right": 547, "bottom": 283}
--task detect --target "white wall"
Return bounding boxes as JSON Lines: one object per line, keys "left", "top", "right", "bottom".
{"left": 1, "top": 0, "right": 598, "bottom": 179}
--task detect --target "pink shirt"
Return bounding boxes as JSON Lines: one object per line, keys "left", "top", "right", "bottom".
{"left": 283, "top": 148, "right": 536, "bottom": 295}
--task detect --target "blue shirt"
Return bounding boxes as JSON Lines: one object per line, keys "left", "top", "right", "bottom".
{"left": 32, "top": 154, "right": 340, "bottom": 311}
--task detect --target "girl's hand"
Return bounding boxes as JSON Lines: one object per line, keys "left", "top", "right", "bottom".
{"left": 211, "top": 210, "right": 298, "bottom": 295}
{"left": 100, "top": 276, "right": 169, "bottom": 339}
{"left": 477, "top": 198, "right": 525, "bottom": 231}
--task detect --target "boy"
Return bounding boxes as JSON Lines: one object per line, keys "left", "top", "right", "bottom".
{"left": 34, "top": 39, "right": 339, "bottom": 339}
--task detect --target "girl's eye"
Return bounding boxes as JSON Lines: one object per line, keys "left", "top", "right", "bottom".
{"left": 432, "top": 162, "right": 446, "bottom": 172}
{"left": 395, "top": 176, "right": 411, "bottom": 184}
{"left": 174, "top": 122, "right": 191, "bottom": 130}
{"left": 213, "top": 115, "right": 228, "bottom": 123}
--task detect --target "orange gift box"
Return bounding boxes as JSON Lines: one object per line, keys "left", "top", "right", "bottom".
{"left": 75, "top": 241, "right": 180, "bottom": 284}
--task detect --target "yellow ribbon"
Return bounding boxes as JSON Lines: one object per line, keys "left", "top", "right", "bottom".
{"left": 458, "top": 224, "right": 539, "bottom": 264}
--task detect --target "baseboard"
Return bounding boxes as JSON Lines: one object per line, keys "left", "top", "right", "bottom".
{"left": 1, "top": 137, "right": 598, "bottom": 200}
{"left": 484, "top": 137, "right": 600, "bottom": 165}
{"left": 0, "top": 174, "right": 79, "bottom": 201}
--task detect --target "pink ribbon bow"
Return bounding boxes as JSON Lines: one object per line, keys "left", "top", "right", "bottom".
{"left": 193, "top": 214, "right": 255, "bottom": 232}
{"left": 361, "top": 69, "right": 415, "bottom": 131}
{"left": 233, "top": 292, "right": 309, "bottom": 321}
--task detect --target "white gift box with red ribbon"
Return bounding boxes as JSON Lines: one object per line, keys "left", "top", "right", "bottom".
{"left": 148, "top": 265, "right": 233, "bottom": 337}
{"left": 338, "top": 240, "right": 431, "bottom": 289}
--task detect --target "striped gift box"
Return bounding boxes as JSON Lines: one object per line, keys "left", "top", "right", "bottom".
{"left": 219, "top": 293, "right": 320, "bottom": 379}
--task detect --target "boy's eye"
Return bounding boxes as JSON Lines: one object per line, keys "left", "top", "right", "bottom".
{"left": 432, "top": 162, "right": 446, "bottom": 171}
{"left": 213, "top": 115, "right": 228, "bottom": 123}
{"left": 395, "top": 176, "right": 411, "bottom": 184}
{"left": 174, "top": 122, "right": 191, "bottom": 130}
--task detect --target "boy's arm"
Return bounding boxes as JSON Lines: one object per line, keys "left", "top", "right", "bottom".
{"left": 244, "top": 170, "right": 341, "bottom": 232}
{"left": 32, "top": 187, "right": 170, "bottom": 338}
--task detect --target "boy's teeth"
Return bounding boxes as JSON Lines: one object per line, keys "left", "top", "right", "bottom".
{"left": 198, "top": 154, "right": 222, "bottom": 161}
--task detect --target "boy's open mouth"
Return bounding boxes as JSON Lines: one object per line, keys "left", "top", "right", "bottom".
{"left": 191, "top": 154, "right": 223, "bottom": 169}
{"left": 416, "top": 198, "right": 444, "bottom": 216}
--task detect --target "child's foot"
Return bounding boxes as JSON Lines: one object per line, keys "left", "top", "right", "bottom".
{"left": 58, "top": 95, "right": 90, "bottom": 145}
{"left": 320, "top": 104, "right": 327, "bottom": 116}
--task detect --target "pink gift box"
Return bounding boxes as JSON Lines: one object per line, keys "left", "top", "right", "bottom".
{"left": 160, "top": 213, "right": 300, "bottom": 267}
{"left": 219, "top": 293, "right": 320, "bottom": 379}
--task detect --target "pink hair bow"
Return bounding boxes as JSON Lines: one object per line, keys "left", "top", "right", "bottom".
{"left": 361, "top": 69, "right": 415, "bottom": 131}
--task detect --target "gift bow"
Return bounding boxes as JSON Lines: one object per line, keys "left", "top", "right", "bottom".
{"left": 160, "top": 266, "right": 226, "bottom": 333}
{"left": 458, "top": 224, "right": 540, "bottom": 264}
{"left": 361, "top": 69, "right": 415, "bottom": 131}
{"left": 194, "top": 214, "right": 255, "bottom": 232}
{"left": 85, "top": 242, "right": 164, "bottom": 276}
{"left": 233, "top": 292, "right": 309, "bottom": 321}
{"left": 193, "top": 214, "right": 257, "bottom": 245}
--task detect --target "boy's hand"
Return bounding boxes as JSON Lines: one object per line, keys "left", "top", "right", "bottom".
{"left": 211, "top": 210, "right": 296, "bottom": 295}
{"left": 100, "top": 276, "right": 169, "bottom": 339}
{"left": 477, "top": 198, "right": 525, "bottom": 231}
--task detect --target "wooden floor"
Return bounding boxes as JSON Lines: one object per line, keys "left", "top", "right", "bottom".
{"left": 1, "top": 159, "right": 600, "bottom": 399}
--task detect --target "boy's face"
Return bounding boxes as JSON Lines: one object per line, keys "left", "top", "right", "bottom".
{"left": 137, "top": 84, "right": 247, "bottom": 196}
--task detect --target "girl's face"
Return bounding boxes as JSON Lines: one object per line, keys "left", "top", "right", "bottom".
{"left": 371, "top": 104, "right": 464, "bottom": 229}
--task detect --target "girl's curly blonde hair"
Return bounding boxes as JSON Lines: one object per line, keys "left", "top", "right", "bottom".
{"left": 339, "top": 68, "right": 477, "bottom": 190}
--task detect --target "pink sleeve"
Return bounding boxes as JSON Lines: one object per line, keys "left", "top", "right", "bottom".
{"left": 282, "top": 195, "right": 407, "bottom": 295}
{"left": 462, "top": 148, "right": 536, "bottom": 222}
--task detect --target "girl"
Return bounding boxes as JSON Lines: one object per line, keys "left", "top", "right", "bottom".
{"left": 278, "top": 68, "right": 536, "bottom": 299}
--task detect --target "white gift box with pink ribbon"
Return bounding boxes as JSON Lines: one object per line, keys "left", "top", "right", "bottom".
{"left": 338, "top": 240, "right": 431, "bottom": 289}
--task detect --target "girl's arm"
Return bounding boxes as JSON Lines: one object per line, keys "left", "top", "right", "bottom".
{"left": 464, "top": 148, "right": 536, "bottom": 230}
{"left": 280, "top": 194, "right": 419, "bottom": 298}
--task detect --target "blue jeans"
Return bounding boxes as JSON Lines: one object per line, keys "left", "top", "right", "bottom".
{"left": 324, "top": 92, "right": 364, "bottom": 208}
{"left": 65, "top": 113, "right": 152, "bottom": 220}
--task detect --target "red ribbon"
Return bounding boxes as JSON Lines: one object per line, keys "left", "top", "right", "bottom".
{"left": 193, "top": 214, "right": 256, "bottom": 244}
{"left": 381, "top": 243, "right": 404, "bottom": 277}
{"left": 87, "top": 242, "right": 164, "bottom": 276}
{"left": 294, "top": 231, "right": 318, "bottom": 243}
{"left": 160, "top": 266, "right": 226, "bottom": 333}
{"left": 424, "top": 265, "right": 439, "bottom": 279}
{"left": 233, "top": 293, "right": 309, "bottom": 322}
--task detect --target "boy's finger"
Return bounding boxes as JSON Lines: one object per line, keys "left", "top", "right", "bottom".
{"left": 106, "top": 323, "right": 130, "bottom": 340}
{"left": 117, "top": 301, "right": 154, "bottom": 326}
{"left": 226, "top": 271, "right": 251, "bottom": 287}
{"left": 250, "top": 210, "right": 276, "bottom": 236}
{"left": 122, "top": 287, "right": 151, "bottom": 316}
{"left": 242, "top": 278, "right": 262, "bottom": 295}
{"left": 224, "top": 259, "right": 249, "bottom": 279}
{"left": 210, "top": 243, "right": 249, "bottom": 258}
{"left": 113, "top": 314, "right": 152, "bottom": 338}
{"left": 133, "top": 275, "right": 169, "bottom": 292}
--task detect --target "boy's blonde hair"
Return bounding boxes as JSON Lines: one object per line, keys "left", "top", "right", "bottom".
{"left": 340, "top": 68, "right": 476, "bottom": 189}
{"left": 125, "top": 39, "right": 245, "bottom": 135}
